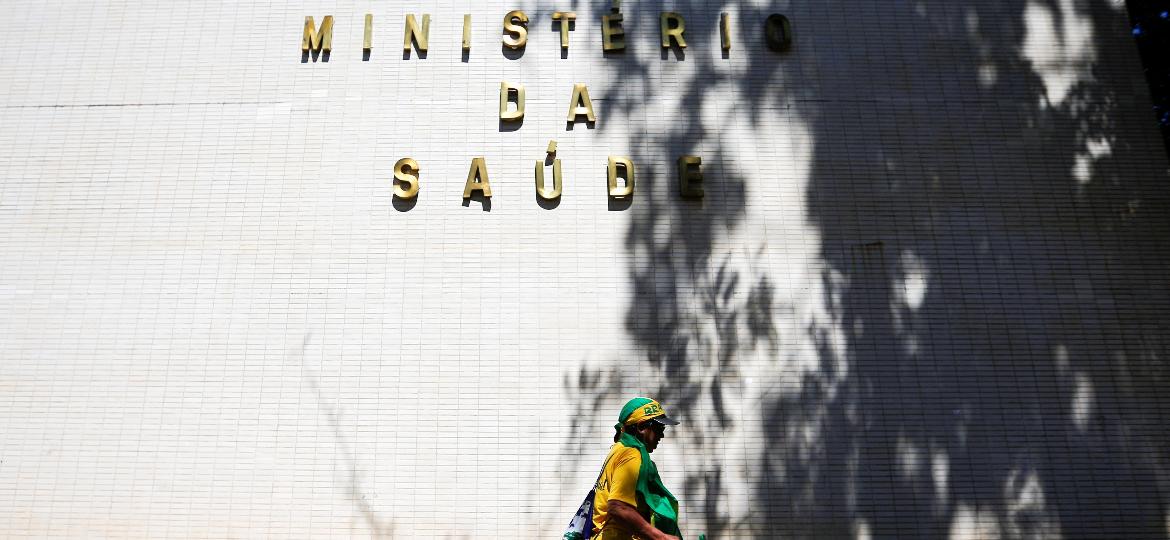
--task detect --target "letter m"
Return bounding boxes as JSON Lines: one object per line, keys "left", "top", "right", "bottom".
{"left": 302, "top": 16, "right": 334, "bottom": 53}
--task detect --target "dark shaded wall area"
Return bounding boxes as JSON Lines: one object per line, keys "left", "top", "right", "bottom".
{"left": 567, "top": 1, "right": 1170, "bottom": 538}
{"left": 1129, "top": 0, "right": 1170, "bottom": 154}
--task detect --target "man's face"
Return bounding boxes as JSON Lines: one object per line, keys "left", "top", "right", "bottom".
{"left": 638, "top": 422, "right": 667, "bottom": 453}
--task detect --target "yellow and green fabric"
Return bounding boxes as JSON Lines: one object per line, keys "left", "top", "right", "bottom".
{"left": 563, "top": 398, "right": 683, "bottom": 540}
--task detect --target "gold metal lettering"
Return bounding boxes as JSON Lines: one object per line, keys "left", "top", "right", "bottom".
{"left": 764, "top": 14, "right": 792, "bottom": 52}
{"left": 601, "top": 14, "right": 625, "bottom": 51}
{"left": 499, "top": 82, "right": 525, "bottom": 122}
{"left": 535, "top": 159, "right": 563, "bottom": 199}
{"left": 720, "top": 13, "right": 731, "bottom": 51}
{"left": 567, "top": 83, "right": 596, "bottom": 123}
{"left": 552, "top": 12, "right": 577, "bottom": 49}
{"left": 302, "top": 16, "right": 334, "bottom": 53}
{"left": 660, "top": 12, "right": 687, "bottom": 48}
{"left": 547, "top": 140, "right": 558, "bottom": 154}
{"left": 363, "top": 14, "right": 373, "bottom": 52}
{"left": 463, "top": 15, "right": 472, "bottom": 51}
{"left": 503, "top": 10, "right": 529, "bottom": 49}
{"left": 404, "top": 14, "right": 431, "bottom": 53}
{"left": 463, "top": 157, "right": 493, "bottom": 198}
{"left": 608, "top": 156, "right": 635, "bottom": 198}
{"left": 393, "top": 158, "right": 420, "bottom": 199}
{"left": 678, "top": 156, "right": 704, "bottom": 198}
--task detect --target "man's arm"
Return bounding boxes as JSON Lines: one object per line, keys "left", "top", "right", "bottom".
{"left": 607, "top": 500, "right": 680, "bottom": 540}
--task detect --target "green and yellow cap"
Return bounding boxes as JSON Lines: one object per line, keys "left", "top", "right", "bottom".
{"left": 617, "top": 397, "right": 681, "bottom": 428}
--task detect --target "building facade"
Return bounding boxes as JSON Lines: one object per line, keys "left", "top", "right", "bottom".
{"left": 2, "top": 1, "right": 1169, "bottom": 538}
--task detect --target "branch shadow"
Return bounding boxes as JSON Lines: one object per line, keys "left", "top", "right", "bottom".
{"left": 290, "top": 335, "right": 396, "bottom": 538}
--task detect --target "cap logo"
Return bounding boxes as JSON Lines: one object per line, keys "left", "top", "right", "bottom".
{"left": 617, "top": 397, "right": 679, "bottom": 429}
{"left": 622, "top": 399, "right": 667, "bottom": 425}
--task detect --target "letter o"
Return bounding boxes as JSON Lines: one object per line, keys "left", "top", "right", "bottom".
{"left": 764, "top": 14, "right": 791, "bottom": 52}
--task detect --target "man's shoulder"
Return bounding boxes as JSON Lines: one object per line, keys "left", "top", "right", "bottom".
{"left": 609, "top": 443, "right": 642, "bottom": 466}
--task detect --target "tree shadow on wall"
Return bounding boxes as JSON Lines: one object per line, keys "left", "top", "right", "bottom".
{"left": 291, "top": 335, "right": 396, "bottom": 538}
{"left": 562, "top": 2, "right": 780, "bottom": 538}
{"left": 565, "top": 1, "right": 1170, "bottom": 538}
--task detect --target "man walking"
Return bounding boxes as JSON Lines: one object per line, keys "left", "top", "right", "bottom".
{"left": 590, "top": 397, "right": 683, "bottom": 540}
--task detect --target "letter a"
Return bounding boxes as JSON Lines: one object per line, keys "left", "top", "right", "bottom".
{"left": 567, "top": 83, "right": 596, "bottom": 124}
{"left": 463, "top": 157, "right": 493, "bottom": 198}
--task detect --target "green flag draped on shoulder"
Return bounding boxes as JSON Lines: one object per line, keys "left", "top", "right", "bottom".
{"left": 612, "top": 397, "right": 683, "bottom": 537}
{"left": 566, "top": 397, "right": 683, "bottom": 539}
{"left": 617, "top": 431, "right": 682, "bottom": 537}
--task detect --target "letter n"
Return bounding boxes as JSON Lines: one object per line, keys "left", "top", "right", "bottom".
{"left": 404, "top": 14, "right": 431, "bottom": 55}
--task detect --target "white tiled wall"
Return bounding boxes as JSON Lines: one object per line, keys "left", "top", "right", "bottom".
{"left": 2, "top": 1, "right": 1168, "bottom": 538}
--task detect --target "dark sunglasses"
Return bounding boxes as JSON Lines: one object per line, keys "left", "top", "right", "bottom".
{"left": 643, "top": 422, "right": 666, "bottom": 435}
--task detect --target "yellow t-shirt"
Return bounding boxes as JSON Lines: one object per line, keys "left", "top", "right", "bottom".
{"left": 592, "top": 443, "right": 650, "bottom": 538}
